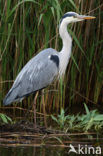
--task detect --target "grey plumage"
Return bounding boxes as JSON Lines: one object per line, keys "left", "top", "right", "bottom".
{"left": 3, "top": 48, "right": 59, "bottom": 105}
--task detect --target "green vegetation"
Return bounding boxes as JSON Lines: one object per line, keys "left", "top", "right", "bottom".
{"left": 0, "top": 113, "right": 12, "bottom": 124}
{"left": 51, "top": 108, "right": 68, "bottom": 129}
{"left": 51, "top": 103, "right": 103, "bottom": 132}
{"left": 0, "top": 0, "right": 103, "bottom": 127}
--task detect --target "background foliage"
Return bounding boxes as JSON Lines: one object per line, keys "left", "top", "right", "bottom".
{"left": 0, "top": 0, "right": 103, "bottom": 118}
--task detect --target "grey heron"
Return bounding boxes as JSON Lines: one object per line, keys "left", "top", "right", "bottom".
{"left": 3, "top": 12, "right": 95, "bottom": 128}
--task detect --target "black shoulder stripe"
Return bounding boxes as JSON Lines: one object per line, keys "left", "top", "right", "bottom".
{"left": 50, "top": 55, "right": 59, "bottom": 68}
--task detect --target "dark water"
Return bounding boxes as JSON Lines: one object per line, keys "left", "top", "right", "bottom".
{"left": 0, "top": 143, "right": 103, "bottom": 156}
{"left": 0, "top": 146, "right": 65, "bottom": 156}
{"left": 0, "top": 134, "right": 103, "bottom": 156}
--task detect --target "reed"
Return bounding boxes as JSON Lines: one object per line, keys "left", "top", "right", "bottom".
{"left": 0, "top": 0, "right": 103, "bottom": 120}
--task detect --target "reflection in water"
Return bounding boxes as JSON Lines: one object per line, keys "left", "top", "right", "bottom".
{"left": 0, "top": 144, "right": 103, "bottom": 156}
{"left": 0, "top": 146, "right": 64, "bottom": 156}
{"left": 0, "top": 132, "right": 103, "bottom": 156}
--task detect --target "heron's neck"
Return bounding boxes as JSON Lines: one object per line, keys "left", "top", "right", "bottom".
{"left": 59, "top": 23, "right": 72, "bottom": 75}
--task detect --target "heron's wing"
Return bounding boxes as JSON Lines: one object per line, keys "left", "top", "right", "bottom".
{"left": 3, "top": 48, "right": 59, "bottom": 105}
{"left": 16, "top": 50, "right": 59, "bottom": 97}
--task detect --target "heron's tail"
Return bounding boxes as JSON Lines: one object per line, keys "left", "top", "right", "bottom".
{"left": 3, "top": 87, "right": 20, "bottom": 105}
{"left": 3, "top": 90, "right": 13, "bottom": 105}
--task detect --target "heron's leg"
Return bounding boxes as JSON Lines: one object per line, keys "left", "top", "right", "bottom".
{"left": 42, "top": 90, "right": 47, "bottom": 128}
{"left": 33, "top": 92, "right": 38, "bottom": 129}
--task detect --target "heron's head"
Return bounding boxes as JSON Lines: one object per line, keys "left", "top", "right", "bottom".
{"left": 60, "top": 12, "right": 95, "bottom": 26}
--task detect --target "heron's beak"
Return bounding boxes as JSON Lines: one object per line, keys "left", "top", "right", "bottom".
{"left": 77, "top": 15, "right": 96, "bottom": 20}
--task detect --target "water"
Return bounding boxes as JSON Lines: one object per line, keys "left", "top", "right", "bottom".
{"left": 0, "top": 132, "right": 103, "bottom": 156}
{"left": 0, "top": 146, "right": 65, "bottom": 156}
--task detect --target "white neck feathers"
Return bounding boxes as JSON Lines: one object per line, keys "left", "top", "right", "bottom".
{"left": 59, "top": 20, "right": 72, "bottom": 76}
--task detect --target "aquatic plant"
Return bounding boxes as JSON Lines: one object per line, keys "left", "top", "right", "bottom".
{"left": 51, "top": 108, "right": 69, "bottom": 129}
{"left": 51, "top": 103, "right": 103, "bottom": 132}
{"left": 0, "top": 113, "right": 12, "bottom": 124}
